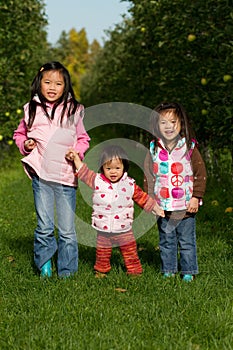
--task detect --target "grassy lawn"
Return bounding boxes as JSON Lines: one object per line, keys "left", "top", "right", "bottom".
{"left": 0, "top": 156, "right": 232, "bottom": 349}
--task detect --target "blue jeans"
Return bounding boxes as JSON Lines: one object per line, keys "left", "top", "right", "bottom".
{"left": 157, "top": 216, "right": 198, "bottom": 275}
{"left": 32, "top": 175, "right": 78, "bottom": 277}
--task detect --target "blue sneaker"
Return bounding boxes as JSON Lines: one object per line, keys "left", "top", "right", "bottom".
{"left": 41, "top": 260, "right": 52, "bottom": 277}
{"left": 163, "top": 272, "right": 175, "bottom": 278}
{"left": 182, "top": 274, "right": 193, "bottom": 282}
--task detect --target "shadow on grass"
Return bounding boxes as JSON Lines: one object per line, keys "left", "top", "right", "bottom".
{"left": 138, "top": 241, "right": 161, "bottom": 270}
{"left": 4, "top": 235, "right": 138, "bottom": 275}
{"left": 78, "top": 241, "right": 162, "bottom": 274}
{"left": 1, "top": 235, "right": 38, "bottom": 275}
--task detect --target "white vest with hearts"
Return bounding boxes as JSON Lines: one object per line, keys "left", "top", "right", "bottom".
{"left": 92, "top": 172, "right": 135, "bottom": 233}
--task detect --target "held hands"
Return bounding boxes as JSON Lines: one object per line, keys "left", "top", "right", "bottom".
{"left": 152, "top": 203, "right": 165, "bottom": 217}
{"left": 152, "top": 197, "right": 199, "bottom": 217}
{"left": 24, "top": 139, "right": 36, "bottom": 151}
{"left": 65, "top": 148, "right": 82, "bottom": 170}
{"left": 187, "top": 197, "right": 199, "bottom": 213}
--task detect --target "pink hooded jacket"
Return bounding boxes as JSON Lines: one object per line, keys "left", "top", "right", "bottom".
{"left": 13, "top": 95, "right": 90, "bottom": 187}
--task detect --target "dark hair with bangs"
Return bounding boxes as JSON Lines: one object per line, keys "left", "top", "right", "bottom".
{"left": 150, "top": 102, "right": 196, "bottom": 150}
{"left": 99, "top": 145, "right": 129, "bottom": 174}
{"left": 27, "top": 61, "right": 79, "bottom": 128}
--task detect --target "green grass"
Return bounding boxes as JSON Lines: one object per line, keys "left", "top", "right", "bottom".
{"left": 0, "top": 162, "right": 233, "bottom": 350}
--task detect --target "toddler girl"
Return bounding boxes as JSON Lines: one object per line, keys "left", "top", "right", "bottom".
{"left": 66, "top": 145, "right": 164, "bottom": 277}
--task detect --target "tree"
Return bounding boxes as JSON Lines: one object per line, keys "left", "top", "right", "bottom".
{"left": 0, "top": 0, "right": 48, "bottom": 141}
{"left": 80, "top": 0, "right": 233, "bottom": 158}
{"left": 51, "top": 28, "right": 101, "bottom": 100}
{"left": 127, "top": 0, "right": 233, "bottom": 154}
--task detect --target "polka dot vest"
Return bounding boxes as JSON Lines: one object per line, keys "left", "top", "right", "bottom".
{"left": 92, "top": 172, "right": 135, "bottom": 233}
{"left": 149, "top": 137, "right": 196, "bottom": 211}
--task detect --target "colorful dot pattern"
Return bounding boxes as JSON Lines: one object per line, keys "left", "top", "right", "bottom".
{"left": 149, "top": 138, "right": 195, "bottom": 211}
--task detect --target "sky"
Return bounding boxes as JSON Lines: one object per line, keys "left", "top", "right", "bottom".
{"left": 44, "top": 0, "right": 130, "bottom": 45}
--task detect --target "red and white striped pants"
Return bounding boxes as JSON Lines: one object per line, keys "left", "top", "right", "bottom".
{"left": 94, "top": 230, "right": 143, "bottom": 275}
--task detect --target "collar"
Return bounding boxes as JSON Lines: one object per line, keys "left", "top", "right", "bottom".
{"left": 157, "top": 137, "right": 186, "bottom": 151}
{"left": 100, "top": 172, "right": 128, "bottom": 184}
{"left": 33, "top": 93, "right": 72, "bottom": 106}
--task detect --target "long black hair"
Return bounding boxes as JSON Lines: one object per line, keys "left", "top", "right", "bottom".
{"left": 150, "top": 102, "right": 196, "bottom": 150}
{"left": 28, "top": 61, "right": 79, "bottom": 128}
{"left": 99, "top": 145, "right": 130, "bottom": 173}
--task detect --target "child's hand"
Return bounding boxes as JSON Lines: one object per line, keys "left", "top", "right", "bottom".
{"left": 24, "top": 139, "right": 36, "bottom": 151}
{"left": 187, "top": 197, "right": 199, "bottom": 213}
{"left": 152, "top": 203, "right": 165, "bottom": 217}
{"left": 65, "top": 148, "right": 83, "bottom": 169}
{"left": 65, "top": 148, "right": 76, "bottom": 161}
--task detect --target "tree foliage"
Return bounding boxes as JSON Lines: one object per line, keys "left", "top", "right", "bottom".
{"left": 80, "top": 0, "right": 233, "bottom": 155}
{"left": 0, "top": 0, "right": 48, "bottom": 140}
{"left": 50, "top": 28, "right": 101, "bottom": 100}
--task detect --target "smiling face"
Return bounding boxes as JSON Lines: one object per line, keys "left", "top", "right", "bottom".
{"left": 40, "top": 70, "right": 65, "bottom": 103}
{"left": 158, "top": 110, "right": 181, "bottom": 149}
{"left": 102, "top": 157, "right": 124, "bottom": 183}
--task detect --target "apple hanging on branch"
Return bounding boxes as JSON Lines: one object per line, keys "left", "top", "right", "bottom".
{"left": 187, "top": 34, "right": 196, "bottom": 42}
{"left": 223, "top": 74, "right": 232, "bottom": 83}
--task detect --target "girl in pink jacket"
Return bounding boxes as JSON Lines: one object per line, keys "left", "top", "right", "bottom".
{"left": 13, "top": 62, "right": 90, "bottom": 278}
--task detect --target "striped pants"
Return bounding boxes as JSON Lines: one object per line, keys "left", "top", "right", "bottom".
{"left": 94, "top": 230, "right": 143, "bottom": 275}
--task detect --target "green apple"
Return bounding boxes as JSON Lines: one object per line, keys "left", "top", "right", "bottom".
{"left": 201, "top": 109, "right": 208, "bottom": 115}
{"left": 0, "top": 135, "right": 3, "bottom": 141}
{"left": 223, "top": 74, "right": 232, "bottom": 82}
{"left": 201, "top": 78, "right": 207, "bottom": 85}
{"left": 187, "top": 34, "right": 196, "bottom": 42}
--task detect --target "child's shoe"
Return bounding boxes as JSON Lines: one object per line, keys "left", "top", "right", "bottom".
{"left": 59, "top": 273, "right": 71, "bottom": 279}
{"left": 127, "top": 273, "right": 142, "bottom": 278}
{"left": 95, "top": 271, "right": 107, "bottom": 279}
{"left": 41, "top": 260, "right": 52, "bottom": 277}
{"left": 163, "top": 272, "right": 175, "bottom": 278}
{"left": 182, "top": 274, "right": 194, "bottom": 282}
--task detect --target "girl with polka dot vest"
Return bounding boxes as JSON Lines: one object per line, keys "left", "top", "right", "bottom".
{"left": 144, "top": 102, "right": 207, "bottom": 282}
{"left": 66, "top": 145, "right": 164, "bottom": 277}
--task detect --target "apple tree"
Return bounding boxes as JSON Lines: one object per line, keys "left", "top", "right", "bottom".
{"left": 0, "top": 0, "right": 48, "bottom": 142}
{"left": 81, "top": 0, "right": 233, "bottom": 162}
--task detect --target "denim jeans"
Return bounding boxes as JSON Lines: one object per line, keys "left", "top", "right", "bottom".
{"left": 157, "top": 216, "right": 198, "bottom": 275}
{"left": 32, "top": 175, "right": 78, "bottom": 277}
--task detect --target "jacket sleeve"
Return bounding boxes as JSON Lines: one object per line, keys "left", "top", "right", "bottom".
{"left": 143, "top": 150, "right": 155, "bottom": 197}
{"left": 13, "top": 118, "right": 30, "bottom": 155}
{"left": 73, "top": 106, "right": 90, "bottom": 160}
{"left": 75, "top": 163, "right": 96, "bottom": 189}
{"left": 191, "top": 147, "right": 207, "bottom": 198}
{"left": 133, "top": 184, "right": 157, "bottom": 212}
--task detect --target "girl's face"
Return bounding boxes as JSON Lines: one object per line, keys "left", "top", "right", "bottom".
{"left": 158, "top": 111, "right": 181, "bottom": 148}
{"left": 102, "top": 157, "right": 124, "bottom": 183}
{"left": 40, "top": 70, "right": 65, "bottom": 103}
